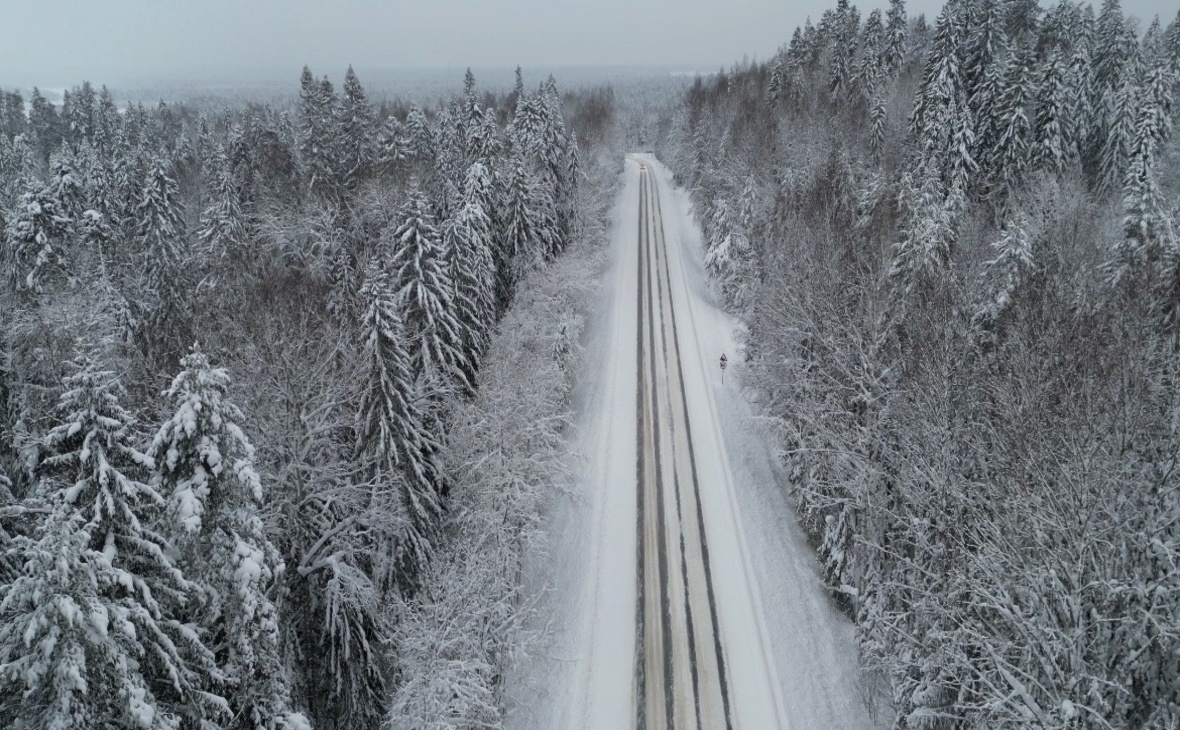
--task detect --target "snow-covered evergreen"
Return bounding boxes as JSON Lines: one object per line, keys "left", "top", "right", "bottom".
{"left": 0, "top": 61, "right": 591, "bottom": 730}
{"left": 0, "top": 357, "right": 223, "bottom": 729}
{"left": 338, "top": 66, "right": 374, "bottom": 190}
{"left": 148, "top": 349, "right": 300, "bottom": 730}
{"left": 197, "top": 147, "right": 246, "bottom": 256}
{"left": 445, "top": 163, "right": 498, "bottom": 385}
{"left": 672, "top": 0, "right": 1180, "bottom": 722}
{"left": 355, "top": 259, "right": 441, "bottom": 582}
{"left": 388, "top": 184, "right": 467, "bottom": 389}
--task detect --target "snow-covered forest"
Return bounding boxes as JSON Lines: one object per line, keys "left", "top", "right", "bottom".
{"left": 0, "top": 65, "right": 625, "bottom": 728}
{"left": 669, "top": 0, "right": 1180, "bottom": 725}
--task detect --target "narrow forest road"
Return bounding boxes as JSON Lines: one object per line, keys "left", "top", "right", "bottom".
{"left": 513, "top": 156, "right": 876, "bottom": 730}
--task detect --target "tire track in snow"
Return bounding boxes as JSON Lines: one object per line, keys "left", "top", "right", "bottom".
{"left": 651, "top": 173, "right": 734, "bottom": 730}
{"left": 633, "top": 168, "right": 648, "bottom": 729}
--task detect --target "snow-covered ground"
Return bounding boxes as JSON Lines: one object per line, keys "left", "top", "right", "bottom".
{"left": 506, "top": 156, "right": 879, "bottom": 729}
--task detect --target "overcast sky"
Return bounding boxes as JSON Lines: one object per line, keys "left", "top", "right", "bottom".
{"left": 1, "top": 0, "right": 1175, "bottom": 89}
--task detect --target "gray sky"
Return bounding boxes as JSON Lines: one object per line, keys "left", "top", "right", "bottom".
{"left": 1, "top": 0, "right": 1174, "bottom": 90}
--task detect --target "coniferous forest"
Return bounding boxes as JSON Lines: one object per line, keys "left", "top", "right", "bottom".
{"left": 669, "top": 0, "right": 1180, "bottom": 725}
{"left": 0, "top": 65, "right": 625, "bottom": 728}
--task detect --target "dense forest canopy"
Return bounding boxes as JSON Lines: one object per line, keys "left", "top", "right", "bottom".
{"left": 0, "top": 63, "right": 625, "bottom": 728}
{"left": 669, "top": 0, "right": 1180, "bottom": 726}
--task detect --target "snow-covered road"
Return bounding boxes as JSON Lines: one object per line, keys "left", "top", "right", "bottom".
{"left": 509, "top": 156, "right": 877, "bottom": 730}
{"left": 633, "top": 160, "right": 757, "bottom": 729}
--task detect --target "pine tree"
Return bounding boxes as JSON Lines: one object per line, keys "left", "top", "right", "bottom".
{"left": 149, "top": 349, "right": 299, "bottom": 730}
{"left": 0, "top": 357, "right": 224, "bottom": 730}
{"left": 388, "top": 184, "right": 467, "bottom": 388}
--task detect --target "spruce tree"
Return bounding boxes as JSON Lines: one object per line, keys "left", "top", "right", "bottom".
{"left": 884, "top": 0, "right": 907, "bottom": 73}
{"left": 855, "top": 10, "right": 885, "bottom": 99}
{"left": 0, "top": 357, "right": 224, "bottom": 730}
{"left": 197, "top": 147, "right": 246, "bottom": 256}
{"left": 911, "top": 4, "right": 966, "bottom": 162}
{"left": 376, "top": 115, "right": 408, "bottom": 168}
{"left": 1032, "top": 50, "right": 1074, "bottom": 174}
{"left": 28, "top": 88, "right": 61, "bottom": 163}
{"left": 498, "top": 152, "right": 542, "bottom": 307}
{"left": 149, "top": 349, "right": 299, "bottom": 730}
{"left": 1087, "top": 0, "right": 1133, "bottom": 173}
{"left": 133, "top": 156, "right": 192, "bottom": 362}
{"left": 3, "top": 176, "right": 73, "bottom": 293}
{"left": 1166, "top": 9, "right": 1180, "bottom": 71}
{"left": 356, "top": 260, "right": 442, "bottom": 578}
{"left": 445, "top": 162, "right": 498, "bottom": 384}
{"left": 388, "top": 184, "right": 467, "bottom": 388}
{"left": 465, "top": 106, "right": 502, "bottom": 165}
{"left": 1098, "top": 64, "right": 1142, "bottom": 192}
{"left": 297, "top": 68, "right": 339, "bottom": 197}
{"left": 870, "top": 93, "right": 888, "bottom": 156}
{"left": 988, "top": 51, "right": 1035, "bottom": 191}
{"left": 404, "top": 106, "right": 436, "bottom": 164}
{"left": 767, "top": 55, "right": 786, "bottom": 107}
{"left": 339, "top": 66, "right": 373, "bottom": 190}
{"left": 94, "top": 86, "right": 120, "bottom": 156}
{"left": 136, "top": 156, "right": 185, "bottom": 276}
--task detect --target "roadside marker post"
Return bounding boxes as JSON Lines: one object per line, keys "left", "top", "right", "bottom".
{"left": 720, "top": 353, "right": 728, "bottom": 384}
